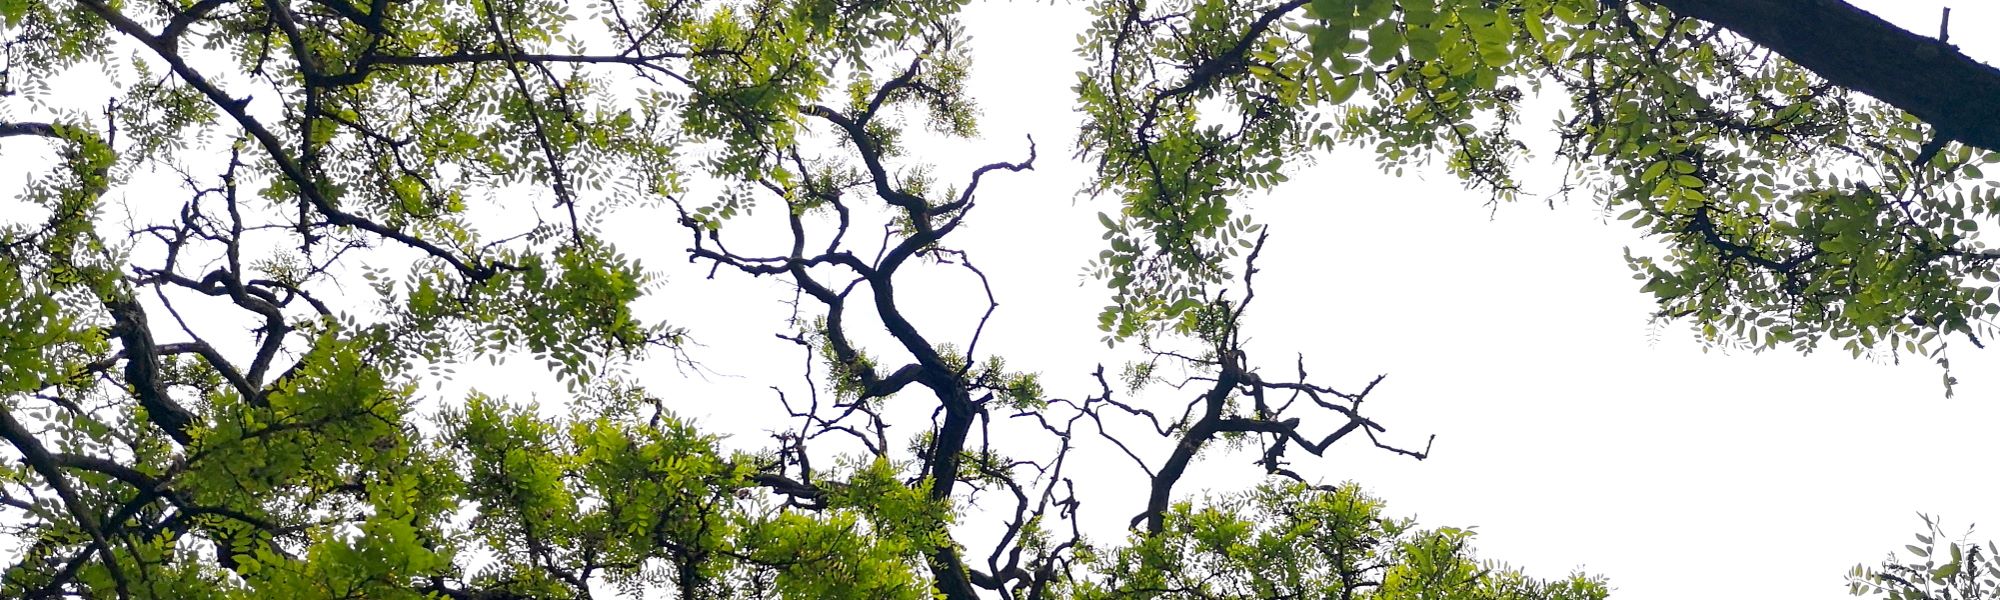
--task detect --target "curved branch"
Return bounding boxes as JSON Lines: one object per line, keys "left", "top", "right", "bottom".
{"left": 0, "top": 122, "right": 59, "bottom": 139}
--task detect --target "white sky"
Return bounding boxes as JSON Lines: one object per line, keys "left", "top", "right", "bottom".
{"left": 5, "top": 1, "right": 1998, "bottom": 598}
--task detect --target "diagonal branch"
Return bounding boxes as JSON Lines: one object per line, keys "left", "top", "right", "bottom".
{"left": 73, "top": 0, "right": 507, "bottom": 281}
{"left": 0, "top": 408, "right": 131, "bottom": 597}
{"left": 1644, "top": 0, "right": 2000, "bottom": 151}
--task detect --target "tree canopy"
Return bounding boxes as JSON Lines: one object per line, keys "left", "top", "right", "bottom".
{"left": 1078, "top": 0, "right": 2000, "bottom": 390}
{"left": 1849, "top": 515, "right": 2000, "bottom": 600}
{"left": 0, "top": 0, "right": 1993, "bottom": 598}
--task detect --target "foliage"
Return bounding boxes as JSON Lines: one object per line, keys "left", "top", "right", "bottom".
{"left": 0, "top": 0, "right": 1987, "bottom": 598}
{"left": 1074, "top": 482, "right": 1607, "bottom": 600}
{"left": 1076, "top": 0, "right": 2000, "bottom": 394}
{"left": 1850, "top": 515, "right": 2000, "bottom": 600}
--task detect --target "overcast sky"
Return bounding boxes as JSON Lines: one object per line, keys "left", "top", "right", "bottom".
{"left": 6, "top": 1, "right": 1998, "bottom": 598}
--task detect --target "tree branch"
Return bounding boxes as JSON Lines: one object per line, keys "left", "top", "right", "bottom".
{"left": 103, "top": 298, "right": 197, "bottom": 445}
{"left": 0, "top": 121, "right": 59, "bottom": 139}
{"left": 1645, "top": 0, "right": 2000, "bottom": 151}
{"left": 0, "top": 408, "right": 131, "bottom": 597}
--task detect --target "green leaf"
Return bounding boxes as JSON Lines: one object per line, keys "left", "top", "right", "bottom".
{"left": 0, "top": 0, "right": 23, "bottom": 26}
{"left": 1310, "top": 0, "right": 1350, "bottom": 20}
{"left": 1327, "top": 75, "right": 1362, "bottom": 104}
{"left": 1366, "top": 23, "right": 1402, "bottom": 64}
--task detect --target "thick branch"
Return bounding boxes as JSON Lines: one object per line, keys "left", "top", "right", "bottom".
{"left": 750, "top": 473, "right": 827, "bottom": 509}
{"left": 1138, "top": 359, "right": 1240, "bottom": 534}
{"left": 104, "top": 298, "right": 197, "bottom": 445}
{"left": 0, "top": 122, "right": 59, "bottom": 139}
{"left": 1646, "top": 0, "right": 2000, "bottom": 151}
{"left": 804, "top": 105, "right": 929, "bottom": 211}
